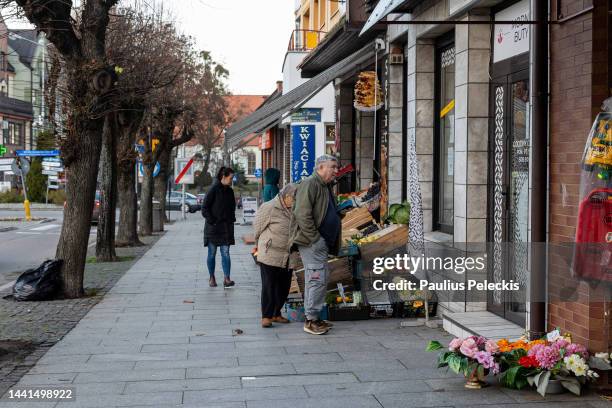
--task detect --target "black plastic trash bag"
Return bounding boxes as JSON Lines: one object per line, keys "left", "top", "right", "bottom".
{"left": 12, "top": 260, "right": 63, "bottom": 301}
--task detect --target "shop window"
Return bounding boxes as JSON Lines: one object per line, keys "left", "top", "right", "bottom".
{"left": 247, "top": 151, "right": 256, "bottom": 175}
{"left": 325, "top": 124, "right": 336, "bottom": 155}
{"left": 435, "top": 43, "right": 455, "bottom": 234}
{"left": 5, "top": 121, "right": 24, "bottom": 146}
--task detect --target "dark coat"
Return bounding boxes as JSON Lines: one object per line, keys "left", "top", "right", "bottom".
{"left": 202, "top": 181, "right": 236, "bottom": 246}
{"left": 263, "top": 168, "right": 280, "bottom": 202}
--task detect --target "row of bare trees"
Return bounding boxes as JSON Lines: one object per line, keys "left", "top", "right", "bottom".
{"left": 2, "top": 0, "right": 231, "bottom": 298}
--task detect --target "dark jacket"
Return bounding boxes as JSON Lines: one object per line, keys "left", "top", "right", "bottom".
{"left": 263, "top": 168, "right": 280, "bottom": 202}
{"left": 289, "top": 172, "right": 341, "bottom": 254}
{"left": 202, "top": 181, "right": 236, "bottom": 246}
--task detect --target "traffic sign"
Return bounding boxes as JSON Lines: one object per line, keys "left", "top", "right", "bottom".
{"left": 0, "top": 158, "right": 13, "bottom": 165}
{"left": 47, "top": 184, "right": 59, "bottom": 190}
{"left": 0, "top": 165, "right": 12, "bottom": 172}
{"left": 48, "top": 175, "right": 59, "bottom": 181}
{"left": 174, "top": 158, "right": 194, "bottom": 184}
{"left": 138, "top": 162, "right": 160, "bottom": 178}
{"left": 11, "top": 158, "right": 30, "bottom": 176}
{"left": 16, "top": 150, "right": 60, "bottom": 157}
{"left": 42, "top": 170, "right": 59, "bottom": 176}
{"left": 254, "top": 168, "right": 262, "bottom": 178}
{"left": 42, "top": 157, "right": 62, "bottom": 163}
{"left": 42, "top": 160, "right": 62, "bottom": 167}
{"left": 43, "top": 165, "right": 64, "bottom": 172}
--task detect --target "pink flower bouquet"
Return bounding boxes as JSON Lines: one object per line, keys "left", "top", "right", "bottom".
{"left": 427, "top": 336, "right": 501, "bottom": 387}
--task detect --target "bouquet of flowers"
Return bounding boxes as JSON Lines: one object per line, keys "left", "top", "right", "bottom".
{"left": 427, "top": 336, "right": 501, "bottom": 388}
{"left": 497, "top": 329, "right": 600, "bottom": 396}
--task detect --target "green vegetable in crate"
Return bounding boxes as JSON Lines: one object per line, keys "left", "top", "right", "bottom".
{"left": 387, "top": 201, "right": 411, "bottom": 225}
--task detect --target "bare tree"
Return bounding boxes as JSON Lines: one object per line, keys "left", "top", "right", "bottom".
{"left": 2, "top": 0, "right": 120, "bottom": 297}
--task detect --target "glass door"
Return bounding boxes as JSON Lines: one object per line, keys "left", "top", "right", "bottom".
{"left": 435, "top": 44, "right": 455, "bottom": 234}
{"left": 488, "top": 69, "right": 529, "bottom": 327}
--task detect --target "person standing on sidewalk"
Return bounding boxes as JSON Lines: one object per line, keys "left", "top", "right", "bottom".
{"left": 202, "top": 167, "right": 236, "bottom": 288}
{"left": 262, "top": 167, "right": 280, "bottom": 202}
{"left": 290, "top": 155, "right": 340, "bottom": 335}
{"left": 253, "top": 184, "right": 300, "bottom": 328}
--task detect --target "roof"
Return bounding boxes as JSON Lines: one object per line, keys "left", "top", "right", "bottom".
{"left": 8, "top": 29, "right": 38, "bottom": 68}
{"left": 184, "top": 94, "right": 266, "bottom": 147}
{"left": 0, "top": 94, "right": 33, "bottom": 118}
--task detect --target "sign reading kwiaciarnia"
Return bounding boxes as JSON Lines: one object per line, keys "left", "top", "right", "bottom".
{"left": 291, "top": 124, "right": 315, "bottom": 182}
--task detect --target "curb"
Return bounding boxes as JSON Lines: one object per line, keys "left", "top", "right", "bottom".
{"left": 0, "top": 227, "right": 17, "bottom": 233}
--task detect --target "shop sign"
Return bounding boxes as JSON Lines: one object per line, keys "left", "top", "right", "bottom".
{"left": 493, "top": 0, "right": 530, "bottom": 63}
{"left": 291, "top": 124, "right": 315, "bottom": 182}
{"left": 260, "top": 129, "right": 273, "bottom": 150}
{"left": 291, "top": 108, "right": 321, "bottom": 123}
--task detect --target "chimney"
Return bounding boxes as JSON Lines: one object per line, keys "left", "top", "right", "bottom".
{"left": 276, "top": 81, "right": 283, "bottom": 94}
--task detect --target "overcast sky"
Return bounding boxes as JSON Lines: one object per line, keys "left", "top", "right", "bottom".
{"left": 5, "top": 0, "right": 296, "bottom": 96}
{"left": 167, "top": 0, "right": 295, "bottom": 95}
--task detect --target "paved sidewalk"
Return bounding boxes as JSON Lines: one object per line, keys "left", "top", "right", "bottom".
{"left": 0, "top": 220, "right": 607, "bottom": 408}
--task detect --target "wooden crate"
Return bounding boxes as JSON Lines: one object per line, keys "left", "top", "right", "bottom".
{"left": 359, "top": 224, "right": 409, "bottom": 261}
{"left": 294, "top": 257, "right": 352, "bottom": 293}
{"left": 289, "top": 272, "right": 301, "bottom": 295}
{"left": 341, "top": 206, "right": 373, "bottom": 230}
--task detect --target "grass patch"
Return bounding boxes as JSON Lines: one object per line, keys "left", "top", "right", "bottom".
{"left": 86, "top": 255, "right": 136, "bottom": 264}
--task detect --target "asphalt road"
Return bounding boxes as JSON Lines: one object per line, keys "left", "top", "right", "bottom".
{"left": 0, "top": 209, "right": 94, "bottom": 289}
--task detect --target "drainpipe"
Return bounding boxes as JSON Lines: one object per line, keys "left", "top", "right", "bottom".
{"left": 528, "top": 0, "right": 549, "bottom": 340}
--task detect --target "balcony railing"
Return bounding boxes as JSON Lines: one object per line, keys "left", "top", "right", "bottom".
{"left": 287, "top": 29, "right": 326, "bottom": 52}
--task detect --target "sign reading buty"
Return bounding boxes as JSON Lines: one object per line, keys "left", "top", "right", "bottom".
{"left": 291, "top": 124, "right": 315, "bottom": 182}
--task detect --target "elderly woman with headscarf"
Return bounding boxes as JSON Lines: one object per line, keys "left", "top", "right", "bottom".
{"left": 253, "top": 183, "right": 300, "bottom": 328}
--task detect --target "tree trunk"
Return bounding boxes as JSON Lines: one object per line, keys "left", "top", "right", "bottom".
{"left": 96, "top": 114, "right": 118, "bottom": 262}
{"left": 116, "top": 111, "right": 144, "bottom": 247}
{"left": 154, "top": 146, "right": 171, "bottom": 228}
{"left": 117, "top": 164, "right": 142, "bottom": 245}
{"left": 55, "top": 119, "right": 103, "bottom": 298}
{"left": 139, "top": 164, "right": 154, "bottom": 236}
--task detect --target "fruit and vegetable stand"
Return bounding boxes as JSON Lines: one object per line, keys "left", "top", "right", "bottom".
{"left": 287, "top": 184, "right": 429, "bottom": 321}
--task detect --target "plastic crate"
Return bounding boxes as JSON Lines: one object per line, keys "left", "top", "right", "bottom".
{"left": 327, "top": 305, "right": 370, "bottom": 321}
{"left": 395, "top": 301, "right": 438, "bottom": 318}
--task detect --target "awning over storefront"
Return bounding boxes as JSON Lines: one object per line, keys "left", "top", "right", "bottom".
{"left": 224, "top": 43, "right": 376, "bottom": 149}
{"left": 359, "top": 0, "right": 423, "bottom": 36}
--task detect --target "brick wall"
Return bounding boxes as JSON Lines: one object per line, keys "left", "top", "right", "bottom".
{"left": 549, "top": 0, "right": 610, "bottom": 360}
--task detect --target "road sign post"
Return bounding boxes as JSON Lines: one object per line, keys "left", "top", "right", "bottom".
{"left": 174, "top": 158, "right": 195, "bottom": 221}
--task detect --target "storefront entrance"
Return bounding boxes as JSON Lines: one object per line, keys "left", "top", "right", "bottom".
{"left": 487, "top": 56, "right": 530, "bottom": 327}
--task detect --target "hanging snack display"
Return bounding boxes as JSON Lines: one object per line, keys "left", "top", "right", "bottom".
{"left": 354, "top": 71, "right": 384, "bottom": 112}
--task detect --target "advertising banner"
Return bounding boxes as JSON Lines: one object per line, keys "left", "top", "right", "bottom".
{"left": 291, "top": 124, "right": 315, "bottom": 182}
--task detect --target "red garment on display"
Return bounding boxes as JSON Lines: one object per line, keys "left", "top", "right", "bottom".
{"left": 572, "top": 188, "right": 612, "bottom": 282}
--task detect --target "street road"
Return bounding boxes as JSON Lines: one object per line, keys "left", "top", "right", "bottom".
{"left": 0, "top": 210, "right": 97, "bottom": 289}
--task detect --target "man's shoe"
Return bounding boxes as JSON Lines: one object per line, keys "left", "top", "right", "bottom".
{"left": 209, "top": 277, "right": 217, "bottom": 287}
{"left": 316, "top": 319, "right": 333, "bottom": 329}
{"left": 303, "top": 319, "right": 329, "bottom": 335}
{"left": 223, "top": 279, "right": 235, "bottom": 287}
{"left": 272, "top": 316, "right": 290, "bottom": 324}
{"left": 261, "top": 318, "right": 273, "bottom": 328}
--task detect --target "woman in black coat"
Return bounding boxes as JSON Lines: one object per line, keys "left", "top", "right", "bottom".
{"left": 202, "top": 167, "right": 236, "bottom": 287}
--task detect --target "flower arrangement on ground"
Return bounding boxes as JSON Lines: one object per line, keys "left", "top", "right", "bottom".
{"left": 427, "top": 336, "right": 501, "bottom": 389}
{"left": 497, "top": 329, "right": 601, "bottom": 396}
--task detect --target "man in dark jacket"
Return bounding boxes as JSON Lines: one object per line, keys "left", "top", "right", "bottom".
{"left": 202, "top": 167, "right": 236, "bottom": 288}
{"left": 262, "top": 168, "right": 280, "bottom": 202}
{"left": 290, "top": 155, "right": 340, "bottom": 335}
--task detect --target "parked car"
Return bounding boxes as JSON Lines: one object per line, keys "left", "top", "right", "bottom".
{"left": 166, "top": 191, "right": 199, "bottom": 213}
{"left": 92, "top": 191, "right": 101, "bottom": 223}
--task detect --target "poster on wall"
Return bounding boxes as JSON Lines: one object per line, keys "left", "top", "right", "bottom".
{"left": 291, "top": 124, "right": 315, "bottom": 182}
{"left": 493, "top": 0, "right": 530, "bottom": 63}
